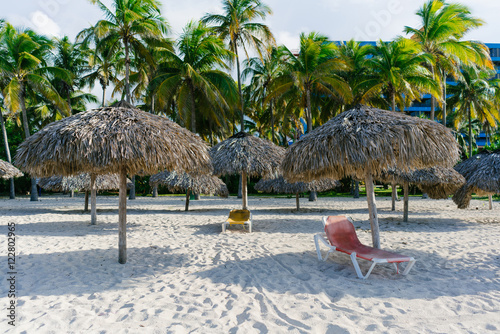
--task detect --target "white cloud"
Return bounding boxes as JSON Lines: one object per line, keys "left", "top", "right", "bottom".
{"left": 30, "top": 10, "right": 61, "bottom": 37}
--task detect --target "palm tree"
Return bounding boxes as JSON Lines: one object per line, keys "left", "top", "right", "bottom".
{"left": 80, "top": 0, "right": 168, "bottom": 103}
{"left": 202, "top": 0, "right": 275, "bottom": 131}
{"left": 404, "top": 0, "right": 493, "bottom": 123}
{"left": 336, "top": 40, "right": 377, "bottom": 108}
{"left": 366, "top": 38, "right": 440, "bottom": 114}
{"left": 447, "top": 66, "right": 500, "bottom": 157}
{"left": 52, "top": 36, "right": 90, "bottom": 115}
{"left": 81, "top": 41, "right": 123, "bottom": 107}
{"left": 242, "top": 46, "right": 286, "bottom": 143}
{"left": 270, "top": 32, "right": 351, "bottom": 134}
{"left": 150, "top": 21, "right": 237, "bottom": 136}
{"left": 0, "top": 23, "right": 70, "bottom": 201}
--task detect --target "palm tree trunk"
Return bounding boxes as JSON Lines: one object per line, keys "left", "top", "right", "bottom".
{"left": 306, "top": 88, "right": 312, "bottom": 134}
{"left": 391, "top": 90, "right": 396, "bottom": 112}
{"left": 468, "top": 105, "right": 472, "bottom": 158}
{"left": 442, "top": 71, "right": 447, "bottom": 127}
{"left": 234, "top": 45, "right": 244, "bottom": 130}
{"left": 430, "top": 96, "right": 435, "bottom": 121}
{"left": 124, "top": 38, "right": 131, "bottom": 103}
{"left": 152, "top": 185, "right": 158, "bottom": 198}
{"left": 84, "top": 190, "right": 89, "bottom": 212}
{"left": 306, "top": 87, "right": 317, "bottom": 202}
{"left": 101, "top": 83, "right": 106, "bottom": 107}
{"left": 354, "top": 181, "right": 359, "bottom": 198}
{"left": 296, "top": 193, "right": 300, "bottom": 211}
{"left": 270, "top": 99, "right": 275, "bottom": 144}
{"left": 185, "top": 189, "right": 190, "bottom": 211}
{"left": 365, "top": 168, "right": 380, "bottom": 249}
{"left": 20, "top": 83, "right": 38, "bottom": 202}
{"left": 190, "top": 83, "right": 196, "bottom": 133}
{"left": 489, "top": 194, "right": 493, "bottom": 210}
{"left": 129, "top": 175, "right": 136, "bottom": 200}
{"left": 1, "top": 113, "right": 15, "bottom": 199}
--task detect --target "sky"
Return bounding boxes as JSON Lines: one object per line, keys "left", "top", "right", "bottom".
{"left": 5, "top": 0, "right": 500, "bottom": 48}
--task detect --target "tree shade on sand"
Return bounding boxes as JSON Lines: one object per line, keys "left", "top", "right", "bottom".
{"left": 282, "top": 104, "right": 460, "bottom": 248}
{"left": 15, "top": 101, "right": 212, "bottom": 264}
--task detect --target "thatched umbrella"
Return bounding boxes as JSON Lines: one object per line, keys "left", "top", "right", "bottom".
{"left": 15, "top": 101, "right": 211, "bottom": 263}
{"left": 149, "top": 170, "right": 228, "bottom": 211}
{"left": 38, "top": 174, "right": 132, "bottom": 216}
{"left": 255, "top": 176, "right": 339, "bottom": 210}
{"left": 210, "top": 132, "right": 285, "bottom": 210}
{"left": 0, "top": 159, "right": 23, "bottom": 179}
{"left": 379, "top": 167, "right": 465, "bottom": 221}
{"left": 453, "top": 149, "right": 500, "bottom": 210}
{"left": 282, "top": 105, "right": 460, "bottom": 248}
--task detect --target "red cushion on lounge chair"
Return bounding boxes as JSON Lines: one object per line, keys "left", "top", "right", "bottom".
{"left": 324, "top": 216, "right": 411, "bottom": 263}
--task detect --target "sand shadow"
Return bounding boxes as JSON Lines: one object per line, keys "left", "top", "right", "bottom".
{"left": 13, "top": 220, "right": 140, "bottom": 236}
{"left": 195, "top": 250, "right": 500, "bottom": 301}
{"left": 6, "top": 247, "right": 187, "bottom": 297}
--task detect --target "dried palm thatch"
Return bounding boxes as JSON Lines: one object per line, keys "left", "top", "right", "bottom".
{"left": 38, "top": 174, "right": 132, "bottom": 192}
{"left": 211, "top": 132, "right": 285, "bottom": 210}
{"left": 255, "top": 176, "right": 339, "bottom": 194}
{"left": 150, "top": 170, "right": 228, "bottom": 211}
{"left": 0, "top": 159, "right": 23, "bottom": 179}
{"left": 282, "top": 105, "right": 460, "bottom": 248}
{"left": 283, "top": 105, "right": 459, "bottom": 182}
{"left": 211, "top": 132, "right": 285, "bottom": 177}
{"left": 378, "top": 167, "right": 465, "bottom": 200}
{"left": 15, "top": 102, "right": 212, "bottom": 264}
{"left": 453, "top": 149, "right": 500, "bottom": 209}
{"left": 255, "top": 176, "right": 339, "bottom": 210}
{"left": 15, "top": 103, "right": 212, "bottom": 177}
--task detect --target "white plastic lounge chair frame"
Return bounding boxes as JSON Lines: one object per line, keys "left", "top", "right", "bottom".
{"left": 314, "top": 216, "right": 416, "bottom": 279}
{"left": 222, "top": 209, "right": 252, "bottom": 233}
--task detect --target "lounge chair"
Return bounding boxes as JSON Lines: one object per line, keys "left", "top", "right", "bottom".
{"left": 314, "top": 216, "right": 416, "bottom": 279}
{"left": 222, "top": 209, "right": 252, "bottom": 233}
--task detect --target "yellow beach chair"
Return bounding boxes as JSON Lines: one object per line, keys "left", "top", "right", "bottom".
{"left": 222, "top": 209, "right": 252, "bottom": 233}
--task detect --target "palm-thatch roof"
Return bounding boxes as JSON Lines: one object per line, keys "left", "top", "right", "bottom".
{"left": 210, "top": 132, "right": 285, "bottom": 178}
{"left": 282, "top": 105, "right": 460, "bottom": 182}
{"left": 150, "top": 170, "right": 228, "bottom": 197}
{"left": 14, "top": 101, "right": 212, "bottom": 264}
{"left": 38, "top": 174, "right": 133, "bottom": 192}
{"left": 0, "top": 159, "right": 23, "bottom": 179}
{"left": 15, "top": 103, "right": 212, "bottom": 177}
{"left": 453, "top": 149, "right": 500, "bottom": 209}
{"left": 254, "top": 176, "right": 340, "bottom": 194}
{"left": 378, "top": 167, "right": 466, "bottom": 199}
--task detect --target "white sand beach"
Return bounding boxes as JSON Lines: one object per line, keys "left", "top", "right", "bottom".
{"left": 1, "top": 194, "right": 499, "bottom": 333}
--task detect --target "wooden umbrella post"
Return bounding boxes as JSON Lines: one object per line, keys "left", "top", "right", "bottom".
{"left": 489, "top": 194, "right": 493, "bottom": 210}
{"left": 403, "top": 181, "right": 409, "bottom": 222}
{"left": 185, "top": 189, "right": 190, "bottom": 211}
{"left": 296, "top": 193, "right": 300, "bottom": 211}
{"left": 365, "top": 169, "right": 380, "bottom": 249}
{"left": 118, "top": 168, "right": 127, "bottom": 264}
{"left": 90, "top": 174, "right": 97, "bottom": 225}
{"left": 84, "top": 190, "right": 89, "bottom": 212}
{"left": 242, "top": 171, "right": 248, "bottom": 210}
